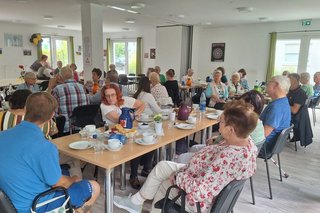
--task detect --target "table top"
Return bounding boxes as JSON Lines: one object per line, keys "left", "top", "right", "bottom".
{"left": 0, "top": 78, "right": 45, "bottom": 88}
{"left": 52, "top": 117, "right": 218, "bottom": 170}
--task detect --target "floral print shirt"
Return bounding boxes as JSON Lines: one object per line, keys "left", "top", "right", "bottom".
{"left": 151, "top": 83, "right": 169, "bottom": 102}
{"left": 176, "top": 139, "right": 257, "bottom": 213}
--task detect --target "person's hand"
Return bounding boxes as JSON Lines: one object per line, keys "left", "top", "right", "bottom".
{"left": 207, "top": 136, "right": 218, "bottom": 145}
{"left": 168, "top": 173, "right": 176, "bottom": 185}
{"left": 47, "top": 78, "right": 57, "bottom": 91}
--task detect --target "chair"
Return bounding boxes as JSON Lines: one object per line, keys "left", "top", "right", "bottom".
{"left": 0, "top": 189, "right": 17, "bottom": 213}
{"left": 258, "top": 124, "right": 294, "bottom": 199}
{"left": 308, "top": 96, "right": 320, "bottom": 126}
{"left": 249, "top": 140, "right": 265, "bottom": 205}
{"left": 52, "top": 115, "right": 66, "bottom": 138}
{"left": 38, "top": 80, "right": 49, "bottom": 91}
{"left": 154, "top": 179, "right": 247, "bottom": 213}
{"left": 69, "top": 104, "right": 100, "bottom": 134}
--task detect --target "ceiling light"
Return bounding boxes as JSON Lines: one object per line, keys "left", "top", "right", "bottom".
{"left": 43, "top": 15, "right": 54, "bottom": 20}
{"left": 177, "top": 14, "right": 185, "bottom": 18}
{"left": 125, "top": 19, "right": 135, "bottom": 24}
{"left": 236, "top": 7, "right": 254, "bottom": 13}
{"left": 16, "top": 0, "right": 28, "bottom": 3}
{"left": 57, "top": 25, "right": 66, "bottom": 28}
{"left": 258, "top": 17, "right": 269, "bottom": 21}
{"left": 126, "top": 10, "right": 139, "bottom": 14}
{"left": 107, "top": 5, "right": 126, "bottom": 11}
{"left": 204, "top": 22, "right": 212, "bottom": 25}
{"left": 130, "top": 3, "right": 145, "bottom": 9}
{"left": 122, "top": 28, "right": 130, "bottom": 31}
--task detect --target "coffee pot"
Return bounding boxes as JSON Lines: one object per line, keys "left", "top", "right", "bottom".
{"left": 119, "top": 107, "right": 135, "bottom": 129}
{"left": 177, "top": 102, "right": 192, "bottom": 121}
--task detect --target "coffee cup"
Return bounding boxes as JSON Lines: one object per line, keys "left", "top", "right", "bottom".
{"left": 141, "top": 113, "right": 149, "bottom": 121}
{"left": 85, "top": 125, "right": 96, "bottom": 133}
{"left": 187, "top": 116, "right": 197, "bottom": 124}
{"left": 108, "top": 139, "right": 122, "bottom": 150}
{"left": 142, "top": 133, "right": 155, "bottom": 144}
{"left": 192, "top": 104, "right": 199, "bottom": 111}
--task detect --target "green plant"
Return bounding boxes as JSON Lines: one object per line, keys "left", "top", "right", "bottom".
{"left": 153, "top": 113, "right": 162, "bottom": 122}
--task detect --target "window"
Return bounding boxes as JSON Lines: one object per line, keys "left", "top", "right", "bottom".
{"left": 41, "top": 36, "right": 71, "bottom": 67}
{"left": 275, "top": 33, "right": 320, "bottom": 78}
{"left": 111, "top": 40, "right": 136, "bottom": 74}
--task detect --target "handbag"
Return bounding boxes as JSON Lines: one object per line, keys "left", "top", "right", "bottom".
{"left": 154, "top": 185, "right": 201, "bottom": 213}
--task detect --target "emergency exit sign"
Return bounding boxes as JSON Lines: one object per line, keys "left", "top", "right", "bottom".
{"left": 302, "top": 19, "right": 312, "bottom": 26}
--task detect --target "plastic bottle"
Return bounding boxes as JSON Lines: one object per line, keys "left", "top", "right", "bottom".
{"left": 200, "top": 90, "right": 206, "bottom": 118}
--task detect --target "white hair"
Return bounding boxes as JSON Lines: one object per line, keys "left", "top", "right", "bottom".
{"left": 231, "top": 72, "right": 240, "bottom": 79}
{"left": 272, "top": 75, "right": 291, "bottom": 93}
{"left": 24, "top": 71, "right": 36, "bottom": 79}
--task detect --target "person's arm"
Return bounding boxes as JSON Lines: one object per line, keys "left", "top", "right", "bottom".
{"left": 133, "top": 99, "right": 145, "bottom": 116}
{"left": 105, "top": 111, "right": 120, "bottom": 123}
{"left": 264, "top": 125, "right": 274, "bottom": 137}
{"left": 291, "top": 103, "right": 301, "bottom": 115}
{"left": 53, "top": 175, "right": 78, "bottom": 188}
{"left": 148, "top": 94, "right": 162, "bottom": 113}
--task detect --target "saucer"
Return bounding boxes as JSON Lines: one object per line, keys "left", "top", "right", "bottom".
{"left": 69, "top": 141, "right": 93, "bottom": 150}
{"left": 175, "top": 123, "right": 195, "bottom": 130}
{"left": 135, "top": 138, "right": 157, "bottom": 145}
{"left": 105, "top": 144, "right": 123, "bottom": 152}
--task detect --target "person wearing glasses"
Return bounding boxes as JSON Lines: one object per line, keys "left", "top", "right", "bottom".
{"left": 16, "top": 71, "right": 40, "bottom": 93}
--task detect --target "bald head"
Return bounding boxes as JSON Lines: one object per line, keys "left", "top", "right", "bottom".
{"left": 61, "top": 66, "right": 73, "bottom": 80}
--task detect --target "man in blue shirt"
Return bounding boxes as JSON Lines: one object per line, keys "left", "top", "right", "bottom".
{"left": 0, "top": 92, "right": 100, "bottom": 212}
{"left": 259, "top": 75, "right": 291, "bottom": 157}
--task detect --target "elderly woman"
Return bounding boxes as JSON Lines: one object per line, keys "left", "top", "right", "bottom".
{"left": 163, "top": 69, "right": 181, "bottom": 106}
{"left": 228, "top": 72, "right": 245, "bottom": 97}
{"left": 133, "top": 77, "right": 161, "bottom": 115}
{"left": 217, "top": 67, "right": 228, "bottom": 85}
{"left": 206, "top": 70, "right": 228, "bottom": 109}
{"left": 238, "top": 68, "right": 250, "bottom": 91}
{"left": 300, "top": 72, "right": 314, "bottom": 97}
{"left": 100, "top": 83, "right": 145, "bottom": 125}
{"left": 85, "top": 68, "right": 104, "bottom": 94}
{"left": 149, "top": 72, "right": 169, "bottom": 102}
{"left": 114, "top": 100, "right": 258, "bottom": 213}
{"left": 182, "top": 68, "right": 194, "bottom": 86}
{"left": 16, "top": 72, "right": 40, "bottom": 93}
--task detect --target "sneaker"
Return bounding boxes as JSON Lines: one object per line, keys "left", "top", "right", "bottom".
{"left": 114, "top": 195, "right": 142, "bottom": 213}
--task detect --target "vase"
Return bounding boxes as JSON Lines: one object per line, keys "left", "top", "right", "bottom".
{"left": 155, "top": 122, "right": 163, "bottom": 136}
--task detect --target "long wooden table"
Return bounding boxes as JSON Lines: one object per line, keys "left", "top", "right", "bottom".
{"left": 52, "top": 117, "right": 218, "bottom": 213}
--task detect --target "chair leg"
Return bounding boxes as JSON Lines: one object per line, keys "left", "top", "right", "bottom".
{"left": 294, "top": 141, "right": 297, "bottom": 152}
{"left": 313, "top": 108, "right": 316, "bottom": 126}
{"left": 277, "top": 154, "right": 282, "bottom": 182}
{"left": 93, "top": 165, "right": 99, "bottom": 180}
{"left": 249, "top": 176, "right": 255, "bottom": 205}
{"left": 265, "top": 158, "right": 272, "bottom": 199}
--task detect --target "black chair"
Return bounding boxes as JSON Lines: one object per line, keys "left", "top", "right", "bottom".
{"left": 38, "top": 80, "right": 49, "bottom": 91}
{"left": 52, "top": 115, "right": 66, "bottom": 138}
{"left": 249, "top": 140, "right": 265, "bottom": 205}
{"left": 154, "top": 179, "right": 247, "bottom": 213}
{"left": 69, "top": 104, "right": 100, "bottom": 134}
{"left": 308, "top": 96, "right": 320, "bottom": 126}
{"left": 118, "top": 74, "right": 129, "bottom": 85}
{"left": 0, "top": 189, "right": 16, "bottom": 213}
{"left": 258, "top": 124, "right": 294, "bottom": 199}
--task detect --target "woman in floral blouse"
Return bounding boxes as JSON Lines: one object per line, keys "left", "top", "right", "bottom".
{"left": 149, "top": 72, "right": 169, "bottom": 102}
{"left": 114, "top": 100, "right": 258, "bottom": 213}
{"left": 206, "top": 70, "right": 228, "bottom": 109}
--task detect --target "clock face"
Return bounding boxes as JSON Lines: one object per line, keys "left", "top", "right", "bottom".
{"left": 211, "top": 43, "right": 225, "bottom": 62}
{"left": 213, "top": 48, "right": 223, "bottom": 59}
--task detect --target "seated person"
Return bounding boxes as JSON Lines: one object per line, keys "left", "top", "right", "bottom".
{"left": 149, "top": 72, "right": 169, "bottom": 102}
{"left": 182, "top": 68, "right": 194, "bottom": 86}
{"left": 228, "top": 72, "right": 245, "bottom": 97}
{"left": 53, "top": 60, "right": 63, "bottom": 75}
{"left": 177, "top": 90, "right": 265, "bottom": 163}
{"left": 238, "top": 68, "right": 250, "bottom": 91}
{"left": 259, "top": 75, "right": 291, "bottom": 157}
{"left": 107, "top": 64, "right": 118, "bottom": 76}
{"left": 0, "top": 92, "right": 100, "bottom": 212}
{"left": 114, "top": 100, "right": 258, "bottom": 213}
{"left": 85, "top": 68, "right": 104, "bottom": 94}
{"left": 16, "top": 71, "right": 40, "bottom": 93}
{"left": 206, "top": 70, "right": 228, "bottom": 110}
{"left": 163, "top": 69, "right": 181, "bottom": 107}
{"left": 37, "top": 63, "right": 53, "bottom": 80}
{"left": 70, "top": 63, "right": 79, "bottom": 82}
{"left": 300, "top": 72, "right": 314, "bottom": 97}
{"left": 30, "top": 54, "right": 50, "bottom": 72}
{"left": 155, "top": 66, "right": 166, "bottom": 84}
{"left": 287, "top": 73, "right": 307, "bottom": 115}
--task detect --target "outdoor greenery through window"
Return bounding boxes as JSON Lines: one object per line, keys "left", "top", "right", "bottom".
{"left": 112, "top": 40, "right": 136, "bottom": 74}
{"left": 42, "top": 36, "right": 70, "bottom": 68}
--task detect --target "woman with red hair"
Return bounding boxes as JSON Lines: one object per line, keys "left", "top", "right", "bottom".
{"left": 100, "top": 83, "right": 145, "bottom": 125}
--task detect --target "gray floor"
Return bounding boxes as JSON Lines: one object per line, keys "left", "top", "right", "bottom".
{"left": 85, "top": 109, "right": 320, "bottom": 213}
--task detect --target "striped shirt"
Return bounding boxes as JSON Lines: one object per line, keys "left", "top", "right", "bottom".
{"left": 0, "top": 111, "right": 54, "bottom": 139}
{"left": 52, "top": 79, "right": 89, "bottom": 132}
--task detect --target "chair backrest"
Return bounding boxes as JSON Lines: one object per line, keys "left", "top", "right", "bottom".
{"left": 272, "top": 124, "right": 294, "bottom": 155}
{"left": 118, "top": 74, "right": 128, "bottom": 85}
{"left": 39, "top": 80, "right": 49, "bottom": 91}
{"left": 54, "top": 115, "right": 66, "bottom": 138}
{"left": 210, "top": 179, "right": 247, "bottom": 213}
{"left": 70, "top": 104, "right": 100, "bottom": 129}
{"left": 0, "top": 189, "right": 17, "bottom": 213}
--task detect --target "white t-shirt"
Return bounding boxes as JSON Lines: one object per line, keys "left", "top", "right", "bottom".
{"left": 137, "top": 92, "right": 161, "bottom": 115}
{"left": 100, "top": 96, "right": 136, "bottom": 125}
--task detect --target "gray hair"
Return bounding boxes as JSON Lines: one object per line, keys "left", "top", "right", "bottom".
{"left": 300, "top": 72, "right": 310, "bottom": 81}
{"left": 272, "top": 75, "right": 291, "bottom": 93}
{"left": 231, "top": 72, "right": 240, "bottom": 80}
{"left": 60, "top": 66, "right": 73, "bottom": 80}
{"left": 213, "top": 70, "right": 222, "bottom": 76}
{"left": 289, "top": 73, "right": 300, "bottom": 82}
{"left": 314, "top": 72, "right": 320, "bottom": 78}
{"left": 24, "top": 72, "right": 36, "bottom": 79}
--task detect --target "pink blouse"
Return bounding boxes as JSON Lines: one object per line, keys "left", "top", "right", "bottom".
{"left": 176, "top": 139, "right": 257, "bottom": 212}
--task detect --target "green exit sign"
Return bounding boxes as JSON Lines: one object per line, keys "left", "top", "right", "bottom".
{"left": 302, "top": 19, "right": 312, "bottom": 26}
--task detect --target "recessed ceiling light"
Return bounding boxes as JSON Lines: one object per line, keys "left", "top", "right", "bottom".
{"left": 130, "top": 3, "right": 145, "bottom": 9}
{"left": 122, "top": 28, "right": 130, "bottom": 31}
{"left": 125, "top": 19, "right": 135, "bottom": 24}
{"left": 106, "top": 5, "right": 139, "bottom": 14}
{"left": 177, "top": 14, "right": 185, "bottom": 18}
{"left": 16, "top": 0, "right": 28, "bottom": 3}
{"left": 258, "top": 17, "right": 269, "bottom": 21}
{"left": 43, "top": 15, "right": 53, "bottom": 20}
{"left": 57, "top": 25, "right": 65, "bottom": 28}
{"left": 127, "top": 10, "right": 139, "bottom": 14}
{"left": 236, "top": 7, "right": 254, "bottom": 13}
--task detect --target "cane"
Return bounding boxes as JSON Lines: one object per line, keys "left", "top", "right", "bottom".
{"left": 271, "top": 158, "right": 289, "bottom": 178}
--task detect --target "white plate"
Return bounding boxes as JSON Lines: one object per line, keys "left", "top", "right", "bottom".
{"left": 135, "top": 138, "right": 157, "bottom": 145}
{"left": 105, "top": 144, "right": 123, "bottom": 152}
{"left": 206, "top": 114, "right": 219, "bottom": 120}
{"left": 136, "top": 117, "right": 153, "bottom": 123}
{"left": 69, "top": 141, "right": 93, "bottom": 150}
{"left": 175, "top": 123, "right": 195, "bottom": 130}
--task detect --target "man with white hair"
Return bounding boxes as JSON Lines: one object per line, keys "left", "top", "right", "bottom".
{"left": 259, "top": 75, "right": 291, "bottom": 157}
{"left": 16, "top": 72, "right": 40, "bottom": 93}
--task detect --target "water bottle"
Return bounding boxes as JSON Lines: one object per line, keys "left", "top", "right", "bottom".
{"left": 254, "top": 80, "right": 260, "bottom": 92}
{"left": 200, "top": 90, "right": 206, "bottom": 118}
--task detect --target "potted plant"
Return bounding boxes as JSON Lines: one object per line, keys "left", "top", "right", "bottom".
{"left": 153, "top": 113, "right": 163, "bottom": 135}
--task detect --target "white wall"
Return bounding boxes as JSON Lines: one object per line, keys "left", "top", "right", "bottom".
{"left": 193, "top": 19, "right": 320, "bottom": 86}
{"left": 0, "top": 21, "right": 83, "bottom": 79}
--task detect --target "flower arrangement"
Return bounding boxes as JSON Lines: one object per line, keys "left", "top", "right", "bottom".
{"left": 153, "top": 113, "right": 162, "bottom": 122}
{"left": 29, "top": 33, "right": 43, "bottom": 46}
{"left": 18, "top": 65, "right": 25, "bottom": 80}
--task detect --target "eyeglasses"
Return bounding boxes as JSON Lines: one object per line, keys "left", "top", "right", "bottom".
{"left": 105, "top": 93, "right": 116, "bottom": 99}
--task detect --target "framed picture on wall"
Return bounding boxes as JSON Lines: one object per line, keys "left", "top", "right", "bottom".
{"left": 211, "top": 43, "right": 225, "bottom": 62}
{"left": 150, "top": 48, "right": 156, "bottom": 59}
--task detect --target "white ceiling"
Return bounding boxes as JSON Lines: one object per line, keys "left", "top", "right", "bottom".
{"left": 0, "top": 0, "right": 320, "bottom": 32}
